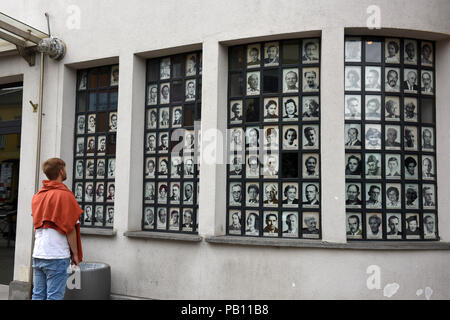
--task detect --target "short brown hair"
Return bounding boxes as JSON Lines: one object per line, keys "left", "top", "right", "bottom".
{"left": 42, "top": 158, "right": 66, "bottom": 180}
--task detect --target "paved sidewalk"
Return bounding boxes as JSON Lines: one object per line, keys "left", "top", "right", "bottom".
{"left": 0, "top": 284, "right": 8, "bottom": 300}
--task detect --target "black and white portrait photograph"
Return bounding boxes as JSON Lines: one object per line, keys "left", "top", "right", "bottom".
{"left": 405, "top": 184, "right": 419, "bottom": 209}
{"left": 185, "top": 79, "right": 196, "bottom": 101}
{"left": 386, "top": 183, "right": 402, "bottom": 209}
{"left": 283, "top": 68, "right": 299, "bottom": 93}
{"left": 229, "top": 155, "right": 243, "bottom": 177}
{"left": 160, "top": 83, "right": 170, "bottom": 104}
{"left": 74, "top": 182, "right": 83, "bottom": 202}
{"left": 302, "top": 67, "right": 320, "bottom": 92}
{"left": 365, "top": 124, "right": 382, "bottom": 150}
{"left": 386, "top": 213, "right": 402, "bottom": 240}
{"left": 385, "top": 125, "right": 401, "bottom": 150}
{"left": 145, "top": 157, "right": 156, "bottom": 178}
{"left": 421, "top": 70, "right": 434, "bottom": 95}
{"left": 158, "top": 132, "right": 169, "bottom": 153}
{"left": 344, "top": 95, "right": 361, "bottom": 120}
{"left": 246, "top": 155, "right": 260, "bottom": 178}
{"left": 264, "top": 126, "right": 279, "bottom": 150}
{"left": 78, "top": 71, "right": 87, "bottom": 90}
{"left": 263, "top": 211, "right": 279, "bottom": 237}
{"left": 245, "top": 127, "right": 260, "bottom": 149}
{"left": 229, "top": 182, "right": 242, "bottom": 206}
{"left": 77, "top": 115, "right": 85, "bottom": 134}
{"left": 85, "top": 159, "right": 94, "bottom": 179}
{"left": 86, "top": 136, "right": 95, "bottom": 154}
{"left": 404, "top": 39, "right": 417, "bottom": 65}
{"left": 183, "top": 182, "right": 194, "bottom": 204}
{"left": 110, "top": 65, "right": 119, "bottom": 86}
{"left": 262, "top": 154, "right": 278, "bottom": 178}
{"left": 345, "top": 153, "right": 362, "bottom": 177}
{"left": 143, "top": 207, "right": 154, "bottom": 230}
{"left": 147, "top": 109, "right": 157, "bottom": 129}
{"left": 365, "top": 183, "right": 382, "bottom": 209}
{"left": 228, "top": 210, "right": 242, "bottom": 235}
{"left": 157, "top": 182, "right": 168, "bottom": 204}
{"left": 345, "top": 38, "right": 361, "bottom": 62}
{"left": 156, "top": 207, "right": 167, "bottom": 230}
{"left": 422, "top": 127, "right": 434, "bottom": 151}
{"left": 85, "top": 182, "right": 94, "bottom": 202}
{"left": 366, "top": 213, "right": 382, "bottom": 240}
{"left": 345, "top": 183, "right": 362, "bottom": 208}
{"left": 94, "top": 206, "right": 104, "bottom": 227}
{"left": 87, "top": 114, "right": 96, "bottom": 133}
{"left": 108, "top": 158, "right": 115, "bottom": 178}
{"left": 404, "top": 155, "right": 418, "bottom": 180}
{"left": 96, "top": 159, "right": 106, "bottom": 179}
{"left": 172, "top": 106, "right": 182, "bottom": 127}
{"left": 160, "top": 57, "right": 171, "bottom": 80}
{"left": 147, "top": 84, "right": 158, "bottom": 105}
{"left": 282, "top": 212, "right": 298, "bottom": 238}
{"left": 422, "top": 155, "right": 436, "bottom": 180}
{"left": 385, "top": 68, "right": 400, "bottom": 92}
{"left": 106, "top": 183, "right": 115, "bottom": 202}
{"left": 245, "top": 183, "right": 260, "bottom": 207}
{"left": 403, "top": 69, "right": 418, "bottom": 92}
{"left": 422, "top": 184, "right": 436, "bottom": 209}
{"left": 109, "top": 112, "right": 117, "bottom": 132}
{"left": 263, "top": 183, "right": 278, "bottom": 207}
{"left": 97, "top": 135, "right": 106, "bottom": 155}
{"left": 158, "top": 157, "right": 169, "bottom": 177}
{"left": 385, "top": 154, "right": 401, "bottom": 178}
{"left": 263, "top": 98, "right": 279, "bottom": 122}
{"left": 247, "top": 44, "right": 261, "bottom": 68}
{"left": 245, "top": 211, "right": 260, "bottom": 236}
{"left": 183, "top": 156, "right": 195, "bottom": 177}
{"left": 302, "top": 212, "right": 320, "bottom": 239}
{"left": 365, "top": 95, "right": 381, "bottom": 120}
{"left": 159, "top": 107, "right": 170, "bottom": 129}
{"left": 302, "top": 39, "right": 320, "bottom": 63}
{"left": 404, "top": 126, "right": 418, "bottom": 151}
{"left": 229, "top": 128, "right": 243, "bottom": 151}
{"left": 75, "top": 159, "right": 84, "bottom": 179}
{"left": 229, "top": 100, "right": 243, "bottom": 124}
{"left": 424, "top": 214, "right": 437, "bottom": 239}
{"left": 345, "top": 66, "right": 361, "bottom": 91}
{"left": 83, "top": 205, "right": 92, "bottom": 224}
{"left": 346, "top": 213, "right": 362, "bottom": 239}
{"left": 282, "top": 125, "right": 298, "bottom": 150}
{"left": 186, "top": 54, "right": 197, "bottom": 76}
{"left": 302, "top": 153, "right": 319, "bottom": 178}
{"left": 365, "top": 67, "right": 381, "bottom": 91}
{"left": 302, "top": 125, "right": 319, "bottom": 149}
{"left": 365, "top": 153, "right": 381, "bottom": 178}
{"left": 169, "top": 183, "right": 181, "bottom": 204}
{"left": 302, "top": 183, "right": 320, "bottom": 208}
{"left": 144, "top": 182, "right": 155, "bottom": 204}
{"left": 384, "top": 96, "right": 400, "bottom": 120}
{"left": 404, "top": 97, "right": 418, "bottom": 122}
{"left": 302, "top": 96, "right": 320, "bottom": 120}
{"left": 405, "top": 214, "right": 420, "bottom": 239}
{"left": 345, "top": 124, "right": 362, "bottom": 149}
{"left": 95, "top": 182, "right": 104, "bottom": 203}
{"left": 280, "top": 97, "right": 298, "bottom": 121}
{"left": 246, "top": 71, "right": 260, "bottom": 95}
{"left": 282, "top": 183, "right": 299, "bottom": 207}
{"left": 385, "top": 39, "right": 400, "bottom": 64}
{"left": 421, "top": 41, "right": 433, "bottom": 66}
{"left": 263, "top": 42, "right": 280, "bottom": 66}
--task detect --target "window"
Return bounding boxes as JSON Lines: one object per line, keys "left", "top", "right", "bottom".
{"left": 73, "top": 65, "right": 119, "bottom": 228}
{"left": 344, "top": 37, "right": 438, "bottom": 240}
{"left": 227, "top": 38, "right": 322, "bottom": 239}
{"left": 142, "top": 52, "right": 202, "bottom": 233}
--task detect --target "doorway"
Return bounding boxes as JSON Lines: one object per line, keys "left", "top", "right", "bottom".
{"left": 0, "top": 82, "right": 22, "bottom": 285}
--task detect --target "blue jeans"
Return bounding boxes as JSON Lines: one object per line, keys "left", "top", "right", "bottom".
{"left": 32, "top": 258, "right": 70, "bottom": 300}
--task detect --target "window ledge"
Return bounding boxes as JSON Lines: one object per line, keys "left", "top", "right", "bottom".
{"left": 124, "top": 231, "right": 202, "bottom": 242}
{"left": 205, "top": 236, "right": 450, "bottom": 250}
{"left": 80, "top": 228, "right": 116, "bottom": 237}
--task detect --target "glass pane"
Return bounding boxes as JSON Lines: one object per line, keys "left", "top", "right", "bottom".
{"left": 109, "top": 90, "right": 118, "bottom": 110}
{"left": 88, "top": 92, "right": 96, "bottom": 111}
{"left": 230, "top": 73, "right": 243, "bottom": 97}
{"left": 245, "top": 98, "right": 259, "bottom": 123}
{"left": 197, "top": 78, "right": 202, "bottom": 100}
{"left": 172, "top": 80, "right": 184, "bottom": 102}
{"left": 98, "top": 90, "right": 108, "bottom": 111}
{"left": 365, "top": 41, "right": 381, "bottom": 63}
{"left": 96, "top": 112, "right": 107, "bottom": 133}
{"left": 98, "top": 67, "right": 109, "bottom": 87}
{"left": 282, "top": 41, "right": 299, "bottom": 64}
{"left": 172, "top": 55, "right": 184, "bottom": 78}
{"left": 88, "top": 70, "right": 98, "bottom": 89}
{"left": 421, "top": 98, "right": 434, "bottom": 123}
{"left": 263, "top": 69, "right": 279, "bottom": 94}
{"left": 195, "top": 103, "right": 201, "bottom": 121}
{"left": 281, "top": 153, "right": 298, "bottom": 178}
{"left": 77, "top": 92, "right": 86, "bottom": 112}
{"left": 107, "top": 133, "right": 116, "bottom": 155}
{"left": 184, "top": 104, "right": 195, "bottom": 126}
{"left": 230, "top": 46, "right": 244, "bottom": 70}
{"left": 147, "top": 60, "right": 159, "bottom": 82}
{"left": 0, "top": 133, "right": 20, "bottom": 162}
{"left": 0, "top": 87, "right": 22, "bottom": 121}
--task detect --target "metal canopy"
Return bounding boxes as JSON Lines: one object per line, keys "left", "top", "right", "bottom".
{"left": 0, "top": 12, "right": 48, "bottom": 66}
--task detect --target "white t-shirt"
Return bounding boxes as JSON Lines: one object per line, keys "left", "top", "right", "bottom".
{"left": 32, "top": 227, "right": 71, "bottom": 259}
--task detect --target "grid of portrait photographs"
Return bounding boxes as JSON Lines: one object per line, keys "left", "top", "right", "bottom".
{"left": 73, "top": 65, "right": 118, "bottom": 228}
{"left": 344, "top": 37, "right": 438, "bottom": 241}
{"left": 142, "top": 51, "right": 202, "bottom": 233}
{"left": 227, "top": 39, "right": 321, "bottom": 239}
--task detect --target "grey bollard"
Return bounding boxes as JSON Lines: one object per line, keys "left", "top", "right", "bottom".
{"left": 64, "top": 262, "right": 111, "bottom": 300}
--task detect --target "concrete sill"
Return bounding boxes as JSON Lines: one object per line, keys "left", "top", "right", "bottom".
{"left": 80, "top": 228, "right": 116, "bottom": 237}
{"left": 124, "top": 231, "right": 202, "bottom": 242}
{"left": 205, "top": 236, "right": 450, "bottom": 250}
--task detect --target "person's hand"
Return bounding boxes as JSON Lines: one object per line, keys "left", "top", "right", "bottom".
{"left": 71, "top": 255, "right": 80, "bottom": 266}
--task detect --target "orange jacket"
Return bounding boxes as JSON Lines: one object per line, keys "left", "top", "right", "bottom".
{"left": 32, "top": 180, "right": 83, "bottom": 262}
